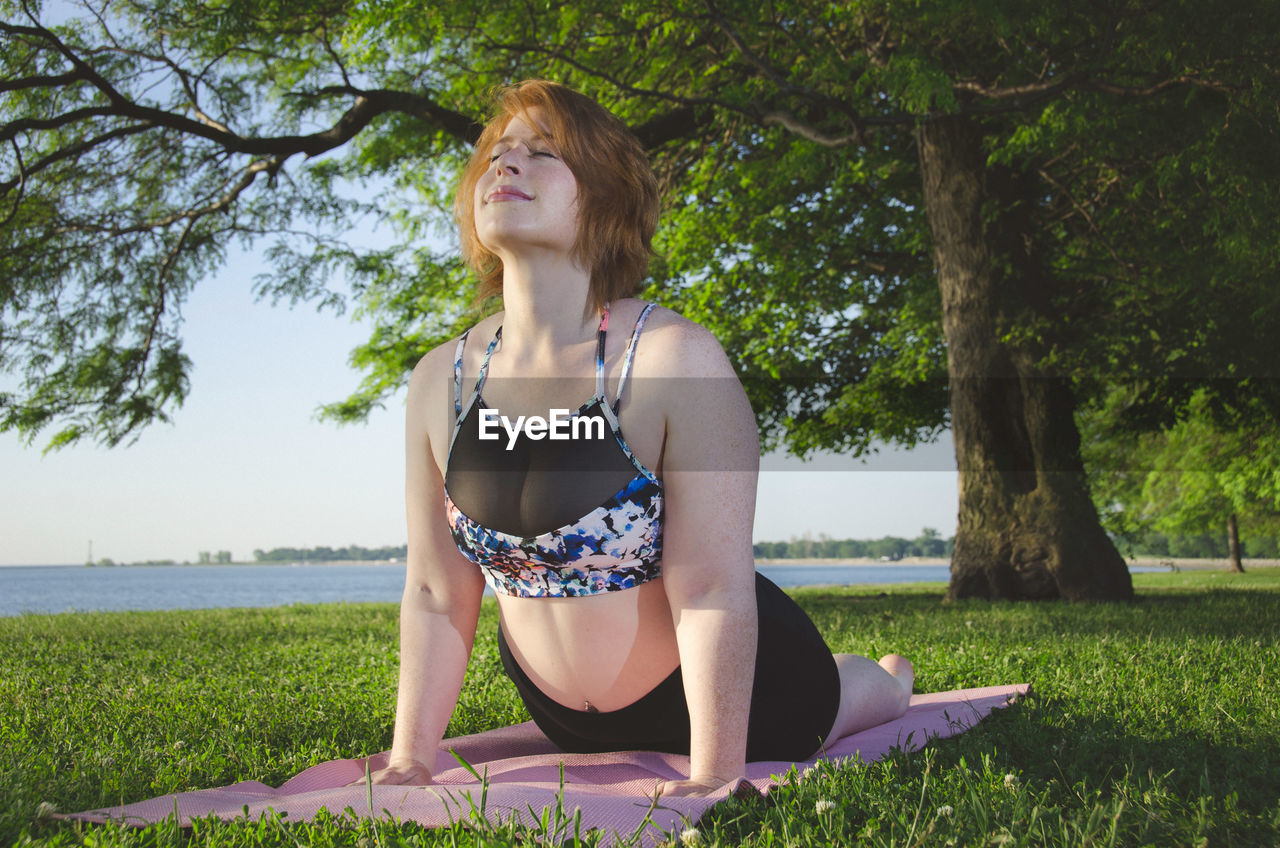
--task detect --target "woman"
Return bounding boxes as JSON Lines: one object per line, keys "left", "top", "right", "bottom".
{"left": 369, "top": 80, "right": 913, "bottom": 797}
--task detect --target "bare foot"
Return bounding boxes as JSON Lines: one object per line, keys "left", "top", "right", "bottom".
{"left": 878, "top": 654, "right": 914, "bottom": 697}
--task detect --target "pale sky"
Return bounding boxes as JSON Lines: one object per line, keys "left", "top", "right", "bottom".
{"left": 1, "top": 254, "right": 959, "bottom": 567}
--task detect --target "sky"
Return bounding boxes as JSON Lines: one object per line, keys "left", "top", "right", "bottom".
{"left": 0, "top": 246, "right": 959, "bottom": 566}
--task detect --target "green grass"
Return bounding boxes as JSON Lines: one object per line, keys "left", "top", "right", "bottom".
{"left": 3, "top": 570, "right": 1278, "bottom": 846}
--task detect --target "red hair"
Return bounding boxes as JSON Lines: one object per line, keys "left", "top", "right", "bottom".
{"left": 455, "top": 81, "right": 660, "bottom": 314}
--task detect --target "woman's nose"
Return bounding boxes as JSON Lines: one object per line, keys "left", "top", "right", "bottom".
{"left": 496, "top": 155, "right": 520, "bottom": 177}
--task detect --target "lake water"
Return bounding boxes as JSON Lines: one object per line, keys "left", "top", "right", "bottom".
{"left": 0, "top": 561, "right": 1171, "bottom": 617}
{"left": 0, "top": 562, "right": 957, "bottom": 616}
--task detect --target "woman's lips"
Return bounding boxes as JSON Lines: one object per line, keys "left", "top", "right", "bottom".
{"left": 485, "top": 186, "right": 532, "bottom": 202}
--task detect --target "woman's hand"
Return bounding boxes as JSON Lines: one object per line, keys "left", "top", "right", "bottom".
{"left": 352, "top": 759, "right": 433, "bottom": 786}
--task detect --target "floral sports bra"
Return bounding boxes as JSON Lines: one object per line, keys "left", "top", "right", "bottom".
{"left": 443, "top": 303, "right": 663, "bottom": 598}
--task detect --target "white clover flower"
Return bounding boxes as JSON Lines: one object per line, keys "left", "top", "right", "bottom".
{"left": 801, "top": 765, "right": 818, "bottom": 779}
{"left": 814, "top": 799, "right": 836, "bottom": 814}
{"left": 679, "top": 827, "right": 702, "bottom": 846}
{"left": 936, "top": 804, "right": 954, "bottom": 817}
{"left": 1003, "top": 773, "right": 1018, "bottom": 788}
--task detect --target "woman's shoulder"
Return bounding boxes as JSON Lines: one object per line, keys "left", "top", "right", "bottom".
{"left": 625, "top": 300, "right": 736, "bottom": 380}
{"left": 406, "top": 313, "right": 504, "bottom": 409}
{"left": 409, "top": 313, "right": 503, "bottom": 383}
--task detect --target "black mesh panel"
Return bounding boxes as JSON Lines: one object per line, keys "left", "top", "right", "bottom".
{"left": 445, "top": 398, "right": 642, "bottom": 538}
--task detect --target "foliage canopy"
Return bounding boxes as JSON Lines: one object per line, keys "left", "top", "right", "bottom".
{"left": 5, "top": 0, "right": 1276, "bottom": 454}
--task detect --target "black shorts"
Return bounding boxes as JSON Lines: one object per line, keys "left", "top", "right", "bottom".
{"left": 496, "top": 571, "right": 841, "bottom": 762}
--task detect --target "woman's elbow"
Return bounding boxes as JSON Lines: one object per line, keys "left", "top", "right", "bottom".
{"left": 402, "top": 570, "right": 481, "bottom": 615}
{"left": 663, "top": 566, "right": 755, "bottom": 611}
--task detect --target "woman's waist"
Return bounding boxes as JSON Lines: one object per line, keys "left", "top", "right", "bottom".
{"left": 497, "top": 586, "right": 680, "bottom": 711}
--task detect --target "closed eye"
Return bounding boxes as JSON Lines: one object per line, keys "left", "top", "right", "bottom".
{"left": 488, "top": 148, "right": 556, "bottom": 162}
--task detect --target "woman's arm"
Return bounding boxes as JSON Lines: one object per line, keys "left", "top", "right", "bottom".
{"left": 370, "top": 345, "right": 487, "bottom": 784}
{"left": 654, "top": 319, "right": 761, "bottom": 793}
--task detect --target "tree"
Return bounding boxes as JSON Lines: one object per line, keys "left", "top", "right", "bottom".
{"left": 1084, "top": 388, "right": 1280, "bottom": 572}
{"left": 629, "top": 1, "right": 1278, "bottom": 600}
{"left": 914, "top": 528, "right": 947, "bottom": 559}
{"left": 4, "top": 1, "right": 1278, "bottom": 599}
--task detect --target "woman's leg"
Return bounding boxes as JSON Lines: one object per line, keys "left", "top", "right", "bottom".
{"left": 824, "top": 653, "right": 914, "bottom": 742}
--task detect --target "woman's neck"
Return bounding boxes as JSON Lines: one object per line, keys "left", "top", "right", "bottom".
{"left": 497, "top": 255, "right": 599, "bottom": 355}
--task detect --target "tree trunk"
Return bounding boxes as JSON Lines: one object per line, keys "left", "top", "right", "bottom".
{"left": 1227, "top": 513, "right": 1245, "bottom": 572}
{"left": 916, "top": 115, "right": 1134, "bottom": 601}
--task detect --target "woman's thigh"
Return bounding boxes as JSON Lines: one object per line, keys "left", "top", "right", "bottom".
{"left": 746, "top": 572, "right": 841, "bottom": 761}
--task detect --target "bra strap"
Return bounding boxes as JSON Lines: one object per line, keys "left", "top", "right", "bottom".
{"left": 594, "top": 303, "right": 611, "bottom": 400}
{"left": 447, "top": 326, "right": 498, "bottom": 463}
{"left": 452, "top": 330, "right": 471, "bottom": 419}
{"left": 472, "top": 325, "right": 503, "bottom": 400}
{"left": 614, "top": 302, "right": 657, "bottom": 413}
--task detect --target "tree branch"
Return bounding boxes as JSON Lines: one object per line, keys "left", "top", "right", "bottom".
{"left": 477, "top": 35, "right": 740, "bottom": 114}
{"left": 953, "top": 72, "right": 1239, "bottom": 101}
{"left": 0, "top": 122, "right": 155, "bottom": 197}
{"left": 760, "top": 109, "right": 867, "bottom": 147}
{"left": 319, "top": 26, "right": 353, "bottom": 90}
{"left": 6, "top": 20, "right": 481, "bottom": 155}
{"left": 50, "top": 155, "right": 284, "bottom": 238}
{"left": 952, "top": 75, "right": 1080, "bottom": 99}
{"left": 631, "top": 106, "right": 708, "bottom": 149}
{"left": 363, "top": 88, "right": 481, "bottom": 144}
{"left": 703, "top": 0, "right": 797, "bottom": 94}
{"left": 0, "top": 138, "right": 24, "bottom": 230}
{"left": 702, "top": 1, "right": 889, "bottom": 144}
{"left": 139, "top": 47, "right": 236, "bottom": 135}
{"left": 0, "top": 106, "right": 118, "bottom": 143}
{"left": 1036, "top": 165, "right": 1136, "bottom": 276}
{"left": 1089, "top": 75, "right": 1240, "bottom": 96}
{"left": 0, "top": 70, "right": 84, "bottom": 93}
{"left": 135, "top": 215, "right": 196, "bottom": 395}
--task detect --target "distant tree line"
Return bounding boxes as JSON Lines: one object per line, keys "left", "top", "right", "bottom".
{"left": 246, "top": 530, "right": 1279, "bottom": 566}
{"left": 87, "top": 558, "right": 176, "bottom": 567}
{"left": 752, "top": 528, "right": 1280, "bottom": 561}
{"left": 753, "top": 528, "right": 953, "bottom": 561}
{"left": 1119, "top": 531, "right": 1279, "bottom": 560}
{"left": 252, "top": 545, "right": 407, "bottom": 563}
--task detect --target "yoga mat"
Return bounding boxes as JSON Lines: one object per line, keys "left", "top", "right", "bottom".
{"left": 63, "top": 684, "right": 1027, "bottom": 845}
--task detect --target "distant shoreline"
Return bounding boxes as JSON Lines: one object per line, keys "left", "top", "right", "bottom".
{"left": 1124, "top": 556, "right": 1280, "bottom": 570}
{"left": 755, "top": 556, "right": 1280, "bottom": 569}
{"left": 5, "top": 556, "right": 1278, "bottom": 569}
{"left": 754, "top": 556, "right": 948, "bottom": 566}
{"left": 0, "top": 559, "right": 405, "bottom": 568}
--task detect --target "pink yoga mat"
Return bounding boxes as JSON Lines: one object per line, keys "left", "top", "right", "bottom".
{"left": 64, "top": 684, "right": 1027, "bottom": 845}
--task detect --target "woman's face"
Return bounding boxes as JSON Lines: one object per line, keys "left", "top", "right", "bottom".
{"left": 473, "top": 109, "right": 580, "bottom": 261}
